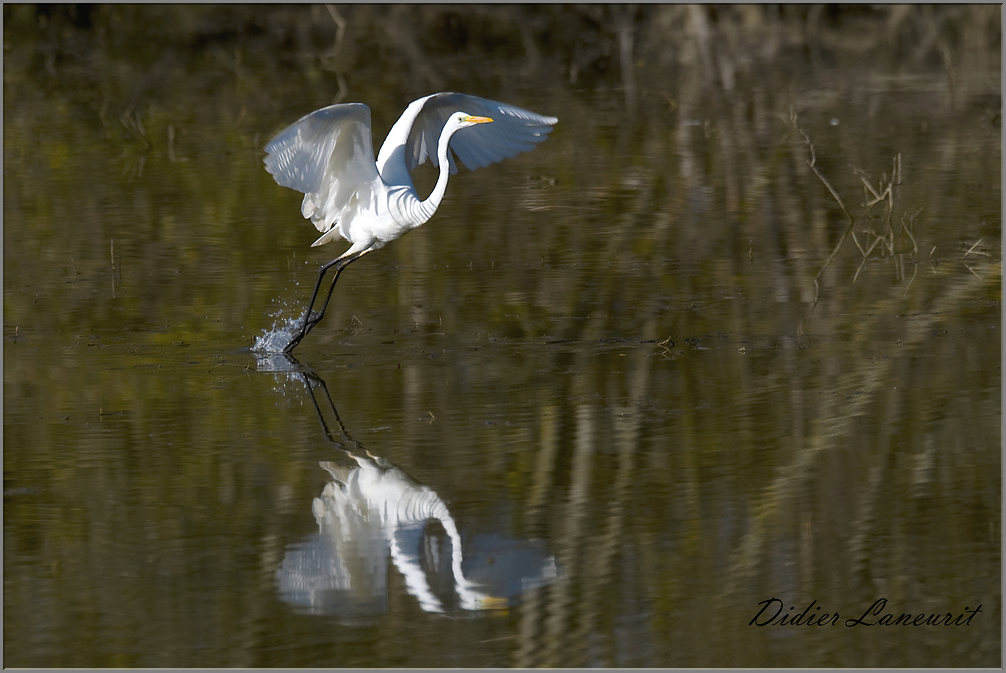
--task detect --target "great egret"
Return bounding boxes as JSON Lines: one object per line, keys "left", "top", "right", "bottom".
{"left": 263, "top": 92, "right": 558, "bottom": 353}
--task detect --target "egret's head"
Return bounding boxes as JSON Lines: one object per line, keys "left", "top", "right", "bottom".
{"left": 453, "top": 112, "right": 494, "bottom": 129}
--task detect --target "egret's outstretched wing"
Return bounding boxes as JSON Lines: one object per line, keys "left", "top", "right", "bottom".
{"left": 264, "top": 103, "right": 378, "bottom": 194}
{"left": 264, "top": 103, "right": 382, "bottom": 233}
{"left": 404, "top": 93, "right": 558, "bottom": 175}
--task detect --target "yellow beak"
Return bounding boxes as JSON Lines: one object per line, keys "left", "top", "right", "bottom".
{"left": 464, "top": 115, "right": 494, "bottom": 124}
{"left": 475, "top": 595, "right": 510, "bottom": 611}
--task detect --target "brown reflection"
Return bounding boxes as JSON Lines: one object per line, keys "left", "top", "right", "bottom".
{"left": 271, "top": 365, "right": 558, "bottom": 619}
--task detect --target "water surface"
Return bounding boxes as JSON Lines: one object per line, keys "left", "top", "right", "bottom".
{"left": 4, "top": 6, "right": 1001, "bottom": 668}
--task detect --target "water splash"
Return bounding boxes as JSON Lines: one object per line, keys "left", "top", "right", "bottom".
{"left": 251, "top": 301, "right": 304, "bottom": 354}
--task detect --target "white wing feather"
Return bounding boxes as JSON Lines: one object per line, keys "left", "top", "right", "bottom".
{"left": 263, "top": 103, "right": 381, "bottom": 234}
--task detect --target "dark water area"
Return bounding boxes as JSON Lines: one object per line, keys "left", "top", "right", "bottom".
{"left": 4, "top": 5, "right": 1001, "bottom": 668}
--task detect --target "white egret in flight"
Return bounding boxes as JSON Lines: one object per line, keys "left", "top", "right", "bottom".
{"left": 263, "top": 92, "right": 558, "bottom": 353}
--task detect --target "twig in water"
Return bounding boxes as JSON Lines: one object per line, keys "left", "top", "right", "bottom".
{"left": 903, "top": 262, "right": 918, "bottom": 297}
{"left": 962, "top": 262, "right": 983, "bottom": 280}
{"left": 860, "top": 175, "right": 886, "bottom": 204}
{"left": 962, "top": 238, "right": 984, "bottom": 260}
{"left": 853, "top": 235, "right": 883, "bottom": 283}
{"left": 960, "top": 239, "right": 987, "bottom": 280}
{"left": 790, "top": 109, "right": 856, "bottom": 309}
{"left": 901, "top": 207, "right": 923, "bottom": 256}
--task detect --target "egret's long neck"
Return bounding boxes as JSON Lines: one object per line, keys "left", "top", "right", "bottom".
{"left": 414, "top": 127, "right": 456, "bottom": 225}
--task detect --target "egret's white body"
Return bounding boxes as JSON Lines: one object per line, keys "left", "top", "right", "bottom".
{"left": 262, "top": 92, "right": 557, "bottom": 352}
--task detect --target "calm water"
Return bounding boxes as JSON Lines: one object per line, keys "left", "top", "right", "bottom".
{"left": 4, "top": 6, "right": 1001, "bottom": 667}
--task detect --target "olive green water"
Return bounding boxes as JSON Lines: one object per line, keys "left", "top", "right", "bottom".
{"left": 4, "top": 6, "right": 1001, "bottom": 667}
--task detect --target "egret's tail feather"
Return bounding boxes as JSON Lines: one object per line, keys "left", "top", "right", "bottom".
{"left": 312, "top": 227, "right": 342, "bottom": 247}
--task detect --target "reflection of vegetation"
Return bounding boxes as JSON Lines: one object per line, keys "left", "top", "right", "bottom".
{"left": 790, "top": 109, "right": 968, "bottom": 318}
{"left": 3, "top": 5, "right": 1000, "bottom": 668}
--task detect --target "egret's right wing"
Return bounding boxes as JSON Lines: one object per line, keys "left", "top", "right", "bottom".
{"left": 404, "top": 93, "right": 558, "bottom": 174}
{"left": 264, "top": 103, "right": 382, "bottom": 230}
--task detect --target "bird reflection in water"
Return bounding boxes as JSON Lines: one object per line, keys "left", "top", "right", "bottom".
{"left": 267, "top": 360, "right": 558, "bottom": 619}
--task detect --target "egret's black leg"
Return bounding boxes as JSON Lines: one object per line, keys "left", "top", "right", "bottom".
{"left": 282, "top": 257, "right": 341, "bottom": 353}
{"left": 316, "top": 248, "right": 370, "bottom": 319}
{"left": 283, "top": 249, "right": 370, "bottom": 353}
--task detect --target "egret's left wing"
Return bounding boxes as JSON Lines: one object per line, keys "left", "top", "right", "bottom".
{"left": 404, "top": 93, "right": 557, "bottom": 175}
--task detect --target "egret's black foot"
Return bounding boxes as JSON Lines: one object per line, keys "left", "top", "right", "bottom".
{"left": 282, "top": 311, "right": 324, "bottom": 353}
{"left": 281, "top": 336, "right": 301, "bottom": 354}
